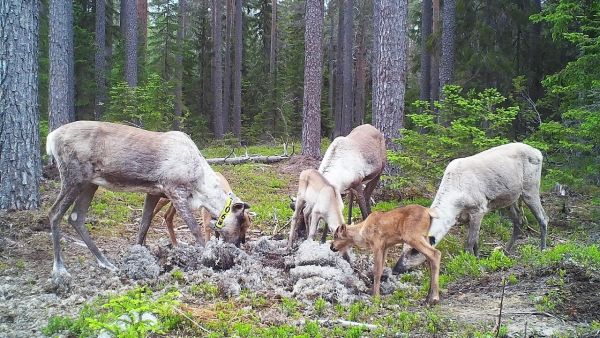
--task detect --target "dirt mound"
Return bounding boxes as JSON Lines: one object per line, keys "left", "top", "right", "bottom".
{"left": 550, "top": 260, "right": 600, "bottom": 321}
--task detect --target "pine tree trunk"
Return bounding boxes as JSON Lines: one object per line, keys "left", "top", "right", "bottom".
{"left": 341, "top": 0, "right": 353, "bottom": 134}
{"left": 333, "top": 0, "right": 343, "bottom": 137}
{"left": 372, "top": 0, "right": 408, "bottom": 155}
{"left": 301, "top": 0, "right": 324, "bottom": 158}
{"left": 430, "top": 0, "right": 440, "bottom": 102}
{"left": 173, "top": 0, "right": 186, "bottom": 131}
{"left": 49, "top": 0, "right": 75, "bottom": 131}
{"left": 439, "top": 0, "right": 455, "bottom": 97}
{"left": 137, "top": 0, "right": 147, "bottom": 47}
{"left": 232, "top": 0, "right": 243, "bottom": 140}
{"left": 419, "top": 0, "right": 432, "bottom": 102}
{"left": 212, "top": 0, "right": 224, "bottom": 138}
{"left": 222, "top": 0, "right": 233, "bottom": 134}
{"left": 123, "top": 0, "right": 137, "bottom": 87}
{"left": 354, "top": 7, "right": 366, "bottom": 126}
{"left": 0, "top": 0, "right": 42, "bottom": 210}
{"left": 328, "top": 8, "right": 335, "bottom": 135}
{"left": 94, "top": 0, "right": 107, "bottom": 121}
{"left": 269, "top": 0, "right": 277, "bottom": 131}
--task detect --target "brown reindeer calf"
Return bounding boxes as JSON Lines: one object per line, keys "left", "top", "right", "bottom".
{"left": 330, "top": 205, "right": 441, "bottom": 303}
{"left": 152, "top": 172, "right": 252, "bottom": 247}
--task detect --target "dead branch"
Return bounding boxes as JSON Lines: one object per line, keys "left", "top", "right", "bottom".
{"left": 494, "top": 278, "right": 507, "bottom": 337}
{"left": 206, "top": 154, "right": 290, "bottom": 165}
{"left": 174, "top": 307, "right": 211, "bottom": 333}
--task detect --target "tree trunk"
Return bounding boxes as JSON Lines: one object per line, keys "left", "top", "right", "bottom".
{"left": 212, "top": 0, "right": 224, "bottom": 138}
{"left": 372, "top": 0, "right": 408, "bottom": 155}
{"left": 49, "top": 0, "right": 75, "bottom": 131}
{"left": 0, "top": 0, "right": 42, "bottom": 210}
{"left": 222, "top": 0, "right": 233, "bottom": 134}
{"left": 328, "top": 7, "right": 335, "bottom": 134}
{"left": 123, "top": 0, "right": 137, "bottom": 87}
{"left": 333, "top": 0, "right": 343, "bottom": 137}
{"left": 301, "top": 0, "right": 324, "bottom": 158}
{"left": 430, "top": 0, "right": 440, "bottom": 102}
{"left": 353, "top": 1, "right": 368, "bottom": 126}
{"left": 439, "top": 0, "right": 455, "bottom": 97}
{"left": 232, "top": 0, "right": 243, "bottom": 139}
{"left": 173, "top": 0, "right": 186, "bottom": 131}
{"left": 341, "top": 0, "right": 353, "bottom": 134}
{"left": 419, "top": 0, "right": 432, "bottom": 102}
{"left": 269, "top": 0, "right": 277, "bottom": 131}
{"left": 137, "top": 0, "right": 147, "bottom": 47}
{"left": 94, "top": 0, "right": 107, "bottom": 121}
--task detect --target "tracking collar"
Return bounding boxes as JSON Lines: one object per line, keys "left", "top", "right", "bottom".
{"left": 215, "top": 192, "right": 235, "bottom": 229}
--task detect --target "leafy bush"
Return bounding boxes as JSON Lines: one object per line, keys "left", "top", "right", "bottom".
{"left": 390, "top": 85, "right": 518, "bottom": 190}
{"left": 43, "top": 287, "right": 183, "bottom": 338}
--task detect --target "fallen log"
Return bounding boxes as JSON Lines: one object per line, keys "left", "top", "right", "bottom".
{"left": 206, "top": 155, "right": 290, "bottom": 165}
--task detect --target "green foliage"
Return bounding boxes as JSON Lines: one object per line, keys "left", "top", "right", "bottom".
{"left": 313, "top": 297, "right": 328, "bottom": 316}
{"left": 519, "top": 243, "right": 600, "bottom": 269}
{"left": 88, "top": 189, "right": 144, "bottom": 229}
{"left": 105, "top": 73, "right": 176, "bottom": 131}
{"left": 391, "top": 85, "right": 518, "bottom": 190}
{"left": 189, "top": 282, "right": 219, "bottom": 299}
{"left": 43, "top": 287, "right": 183, "bottom": 337}
{"left": 439, "top": 249, "right": 514, "bottom": 288}
{"left": 170, "top": 269, "right": 185, "bottom": 283}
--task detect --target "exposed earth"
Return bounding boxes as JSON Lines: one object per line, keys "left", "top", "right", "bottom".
{"left": 0, "top": 157, "right": 598, "bottom": 337}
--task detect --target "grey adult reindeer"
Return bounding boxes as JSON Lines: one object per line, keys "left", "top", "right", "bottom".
{"left": 46, "top": 121, "right": 249, "bottom": 290}
{"left": 394, "top": 143, "right": 549, "bottom": 274}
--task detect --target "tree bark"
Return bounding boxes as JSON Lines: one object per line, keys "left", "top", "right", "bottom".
{"left": 353, "top": 1, "right": 367, "bottom": 126}
{"left": 419, "top": 0, "right": 432, "bottom": 102}
{"left": 439, "top": 0, "right": 456, "bottom": 97}
{"left": 372, "top": 0, "right": 408, "bottom": 154}
{"left": 94, "top": 0, "right": 107, "bottom": 121}
{"left": 333, "top": 0, "right": 343, "bottom": 137}
{"left": 212, "top": 0, "right": 224, "bottom": 138}
{"left": 0, "top": 0, "right": 42, "bottom": 210}
{"left": 173, "top": 0, "right": 186, "bottom": 131}
{"left": 269, "top": 0, "right": 277, "bottom": 131}
{"left": 222, "top": 0, "right": 233, "bottom": 134}
{"left": 301, "top": 0, "right": 324, "bottom": 158}
{"left": 341, "top": 0, "right": 353, "bottom": 134}
{"left": 328, "top": 7, "right": 335, "bottom": 134}
{"left": 49, "top": 0, "right": 75, "bottom": 131}
{"left": 123, "top": 0, "right": 138, "bottom": 87}
{"left": 430, "top": 0, "right": 440, "bottom": 102}
{"left": 137, "top": 0, "right": 147, "bottom": 47}
{"left": 232, "top": 0, "right": 243, "bottom": 139}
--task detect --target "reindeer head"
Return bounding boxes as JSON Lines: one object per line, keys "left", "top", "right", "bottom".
{"left": 329, "top": 224, "right": 353, "bottom": 253}
{"left": 209, "top": 197, "right": 251, "bottom": 247}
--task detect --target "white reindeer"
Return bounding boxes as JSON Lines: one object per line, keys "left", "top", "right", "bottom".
{"left": 46, "top": 121, "right": 250, "bottom": 289}
{"left": 393, "top": 142, "right": 549, "bottom": 273}
{"left": 287, "top": 124, "right": 386, "bottom": 248}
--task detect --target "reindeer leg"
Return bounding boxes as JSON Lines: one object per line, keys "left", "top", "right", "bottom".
{"left": 49, "top": 182, "right": 81, "bottom": 291}
{"left": 355, "top": 185, "right": 370, "bottom": 220}
{"left": 164, "top": 204, "right": 178, "bottom": 246}
{"left": 287, "top": 205, "right": 303, "bottom": 249}
{"left": 68, "top": 183, "right": 117, "bottom": 271}
{"left": 506, "top": 202, "right": 523, "bottom": 253}
{"left": 347, "top": 190, "right": 354, "bottom": 224}
{"left": 466, "top": 212, "right": 484, "bottom": 256}
{"left": 168, "top": 191, "right": 205, "bottom": 246}
{"left": 307, "top": 215, "right": 320, "bottom": 241}
{"left": 372, "top": 246, "right": 384, "bottom": 297}
{"left": 152, "top": 198, "right": 171, "bottom": 218}
{"left": 522, "top": 192, "right": 549, "bottom": 250}
{"left": 363, "top": 175, "right": 381, "bottom": 215}
{"left": 408, "top": 236, "right": 441, "bottom": 304}
{"left": 136, "top": 194, "right": 161, "bottom": 245}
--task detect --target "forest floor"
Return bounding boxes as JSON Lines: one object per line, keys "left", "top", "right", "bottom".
{"left": 0, "top": 150, "right": 599, "bottom": 337}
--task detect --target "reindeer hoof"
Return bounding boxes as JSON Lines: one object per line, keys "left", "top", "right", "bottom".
{"left": 51, "top": 268, "right": 72, "bottom": 294}
{"left": 426, "top": 296, "right": 440, "bottom": 305}
{"left": 98, "top": 259, "right": 119, "bottom": 272}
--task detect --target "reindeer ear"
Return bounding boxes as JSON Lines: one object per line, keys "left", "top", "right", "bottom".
{"left": 209, "top": 219, "right": 218, "bottom": 231}
{"left": 232, "top": 202, "right": 250, "bottom": 214}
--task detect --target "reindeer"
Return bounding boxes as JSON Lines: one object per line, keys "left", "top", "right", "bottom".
{"left": 394, "top": 143, "right": 549, "bottom": 274}
{"left": 287, "top": 124, "right": 386, "bottom": 248}
{"left": 330, "top": 205, "right": 441, "bottom": 303}
{"left": 152, "top": 172, "right": 253, "bottom": 247}
{"left": 46, "top": 121, "right": 250, "bottom": 289}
